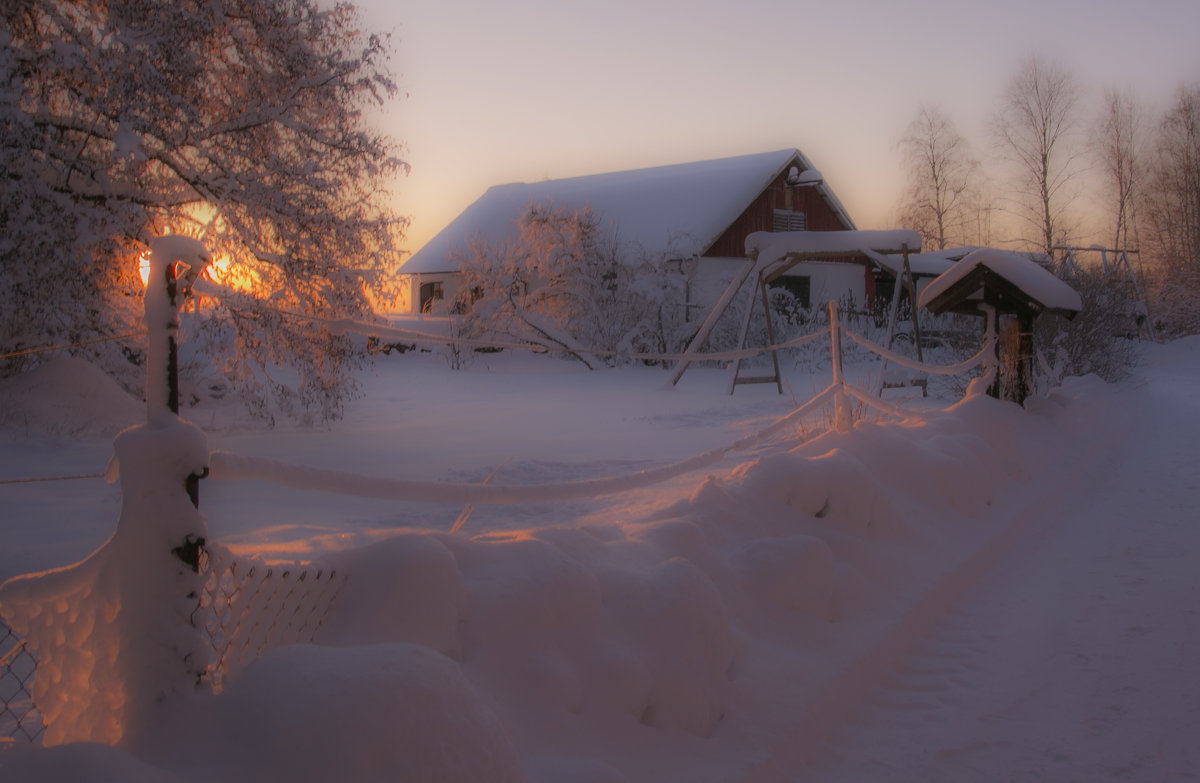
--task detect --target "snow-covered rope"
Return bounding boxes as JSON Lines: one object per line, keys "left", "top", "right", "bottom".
{"left": 330, "top": 319, "right": 552, "bottom": 354}
{"left": 730, "top": 384, "right": 839, "bottom": 447}
{"left": 843, "top": 383, "right": 928, "bottom": 421}
{"left": 0, "top": 473, "right": 106, "bottom": 486}
{"left": 209, "top": 448, "right": 729, "bottom": 505}
{"left": 0, "top": 331, "right": 145, "bottom": 361}
{"left": 839, "top": 326, "right": 995, "bottom": 376}
{"left": 207, "top": 385, "right": 839, "bottom": 505}
{"left": 310, "top": 311, "right": 831, "bottom": 365}
{"left": 190, "top": 280, "right": 832, "bottom": 365}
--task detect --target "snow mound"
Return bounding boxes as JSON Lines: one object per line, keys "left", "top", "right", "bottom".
{"left": 432, "top": 529, "right": 735, "bottom": 738}
{"left": 0, "top": 742, "right": 185, "bottom": 783}
{"left": 1139, "top": 333, "right": 1200, "bottom": 373}
{"left": 319, "top": 533, "right": 466, "bottom": 656}
{"left": 0, "top": 357, "right": 142, "bottom": 438}
{"left": 195, "top": 643, "right": 524, "bottom": 783}
{"left": 1, "top": 352, "right": 1139, "bottom": 782}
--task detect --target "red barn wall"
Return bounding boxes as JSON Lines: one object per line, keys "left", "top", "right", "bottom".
{"left": 702, "top": 161, "right": 877, "bottom": 306}
{"left": 703, "top": 164, "right": 854, "bottom": 259}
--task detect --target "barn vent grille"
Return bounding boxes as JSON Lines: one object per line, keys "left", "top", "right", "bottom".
{"left": 772, "top": 209, "right": 807, "bottom": 232}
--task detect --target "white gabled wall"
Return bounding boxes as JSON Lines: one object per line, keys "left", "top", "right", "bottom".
{"left": 391, "top": 256, "right": 870, "bottom": 338}
{"left": 688, "top": 258, "right": 868, "bottom": 322}
{"left": 396, "top": 272, "right": 460, "bottom": 317}
{"left": 783, "top": 261, "right": 870, "bottom": 311}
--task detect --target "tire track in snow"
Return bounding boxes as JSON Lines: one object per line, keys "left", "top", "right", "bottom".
{"left": 805, "top": 367, "right": 1200, "bottom": 782}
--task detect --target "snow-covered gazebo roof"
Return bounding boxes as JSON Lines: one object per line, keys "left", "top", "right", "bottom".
{"left": 400, "top": 149, "right": 856, "bottom": 275}
{"left": 919, "top": 248, "right": 1082, "bottom": 318}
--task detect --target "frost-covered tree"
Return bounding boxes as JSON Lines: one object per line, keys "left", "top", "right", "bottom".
{"left": 897, "top": 105, "right": 978, "bottom": 250}
{"left": 993, "top": 56, "right": 1084, "bottom": 256}
{"left": 0, "top": 0, "right": 407, "bottom": 421}
{"left": 451, "top": 204, "right": 689, "bottom": 368}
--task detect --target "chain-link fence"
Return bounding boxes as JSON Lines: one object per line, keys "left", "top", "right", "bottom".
{"left": 197, "top": 543, "right": 347, "bottom": 692}
{"left": 0, "top": 544, "right": 346, "bottom": 746}
{"left": 0, "top": 617, "right": 44, "bottom": 746}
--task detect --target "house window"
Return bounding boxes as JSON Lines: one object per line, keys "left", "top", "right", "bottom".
{"left": 772, "top": 209, "right": 807, "bottom": 232}
{"left": 770, "top": 275, "right": 811, "bottom": 309}
{"left": 419, "top": 281, "right": 444, "bottom": 313}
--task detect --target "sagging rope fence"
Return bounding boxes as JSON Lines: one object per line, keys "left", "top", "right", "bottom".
{"left": 352, "top": 312, "right": 837, "bottom": 365}
{"left": 208, "top": 384, "right": 840, "bottom": 505}
{"left": 199, "top": 281, "right": 990, "bottom": 386}
{"left": 0, "top": 298, "right": 996, "bottom": 747}
{"left": 0, "top": 331, "right": 145, "bottom": 363}
{"left": 0, "top": 473, "right": 107, "bottom": 486}
{"left": 206, "top": 302, "right": 996, "bottom": 506}
{"left": 192, "top": 274, "right": 839, "bottom": 367}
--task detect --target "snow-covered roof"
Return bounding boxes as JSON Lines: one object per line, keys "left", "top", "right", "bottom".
{"left": 400, "top": 149, "right": 856, "bottom": 275}
{"left": 919, "top": 248, "right": 1083, "bottom": 315}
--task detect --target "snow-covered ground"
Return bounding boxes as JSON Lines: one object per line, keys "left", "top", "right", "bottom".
{"left": 1, "top": 338, "right": 1197, "bottom": 781}
{"left": 808, "top": 338, "right": 1200, "bottom": 781}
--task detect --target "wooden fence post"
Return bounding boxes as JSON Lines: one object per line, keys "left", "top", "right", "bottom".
{"left": 979, "top": 304, "right": 1000, "bottom": 398}
{"left": 146, "top": 239, "right": 210, "bottom": 513}
{"left": 828, "top": 301, "right": 851, "bottom": 432}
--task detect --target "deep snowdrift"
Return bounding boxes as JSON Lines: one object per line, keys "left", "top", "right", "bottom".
{"left": 0, "top": 344, "right": 1164, "bottom": 782}
{"left": 0, "top": 357, "right": 143, "bottom": 438}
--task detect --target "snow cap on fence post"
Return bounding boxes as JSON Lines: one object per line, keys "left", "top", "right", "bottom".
{"left": 144, "top": 236, "right": 211, "bottom": 428}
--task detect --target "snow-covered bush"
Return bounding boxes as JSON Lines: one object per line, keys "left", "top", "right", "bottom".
{"left": 1036, "top": 265, "right": 1140, "bottom": 384}
{"left": 451, "top": 204, "right": 691, "bottom": 367}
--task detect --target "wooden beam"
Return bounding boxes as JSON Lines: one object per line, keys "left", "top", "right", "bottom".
{"left": 669, "top": 258, "right": 756, "bottom": 387}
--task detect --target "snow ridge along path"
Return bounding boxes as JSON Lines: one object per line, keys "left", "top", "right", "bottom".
{"left": 806, "top": 345, "right": 1200, "bottom": 782}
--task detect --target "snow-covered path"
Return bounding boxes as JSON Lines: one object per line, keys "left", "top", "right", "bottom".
{"left": 808, "top": 350, "right": 1200, "bottom": 781}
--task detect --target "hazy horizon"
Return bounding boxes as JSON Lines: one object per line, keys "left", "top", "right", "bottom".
{"left": 357, "top": 0, "right": 1200, "bottom": 256}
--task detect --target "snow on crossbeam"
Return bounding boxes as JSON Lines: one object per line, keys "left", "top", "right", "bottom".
{"left": 745, "top": 229, "right": 923, "bottom": 267}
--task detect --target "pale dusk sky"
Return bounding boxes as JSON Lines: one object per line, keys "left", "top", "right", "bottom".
{"left": 355, "top": 0, "right": 1200, "bottom": 257}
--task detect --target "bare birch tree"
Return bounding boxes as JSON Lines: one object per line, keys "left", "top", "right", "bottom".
{"left": 897, "top": 105, "right": 978, "bottom": 250}
{"left": 1096, "top": 89, "right": 1146, "bottom": 251}
{"left": 993, "top": 56, "right": 1084, "bottom": 256}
